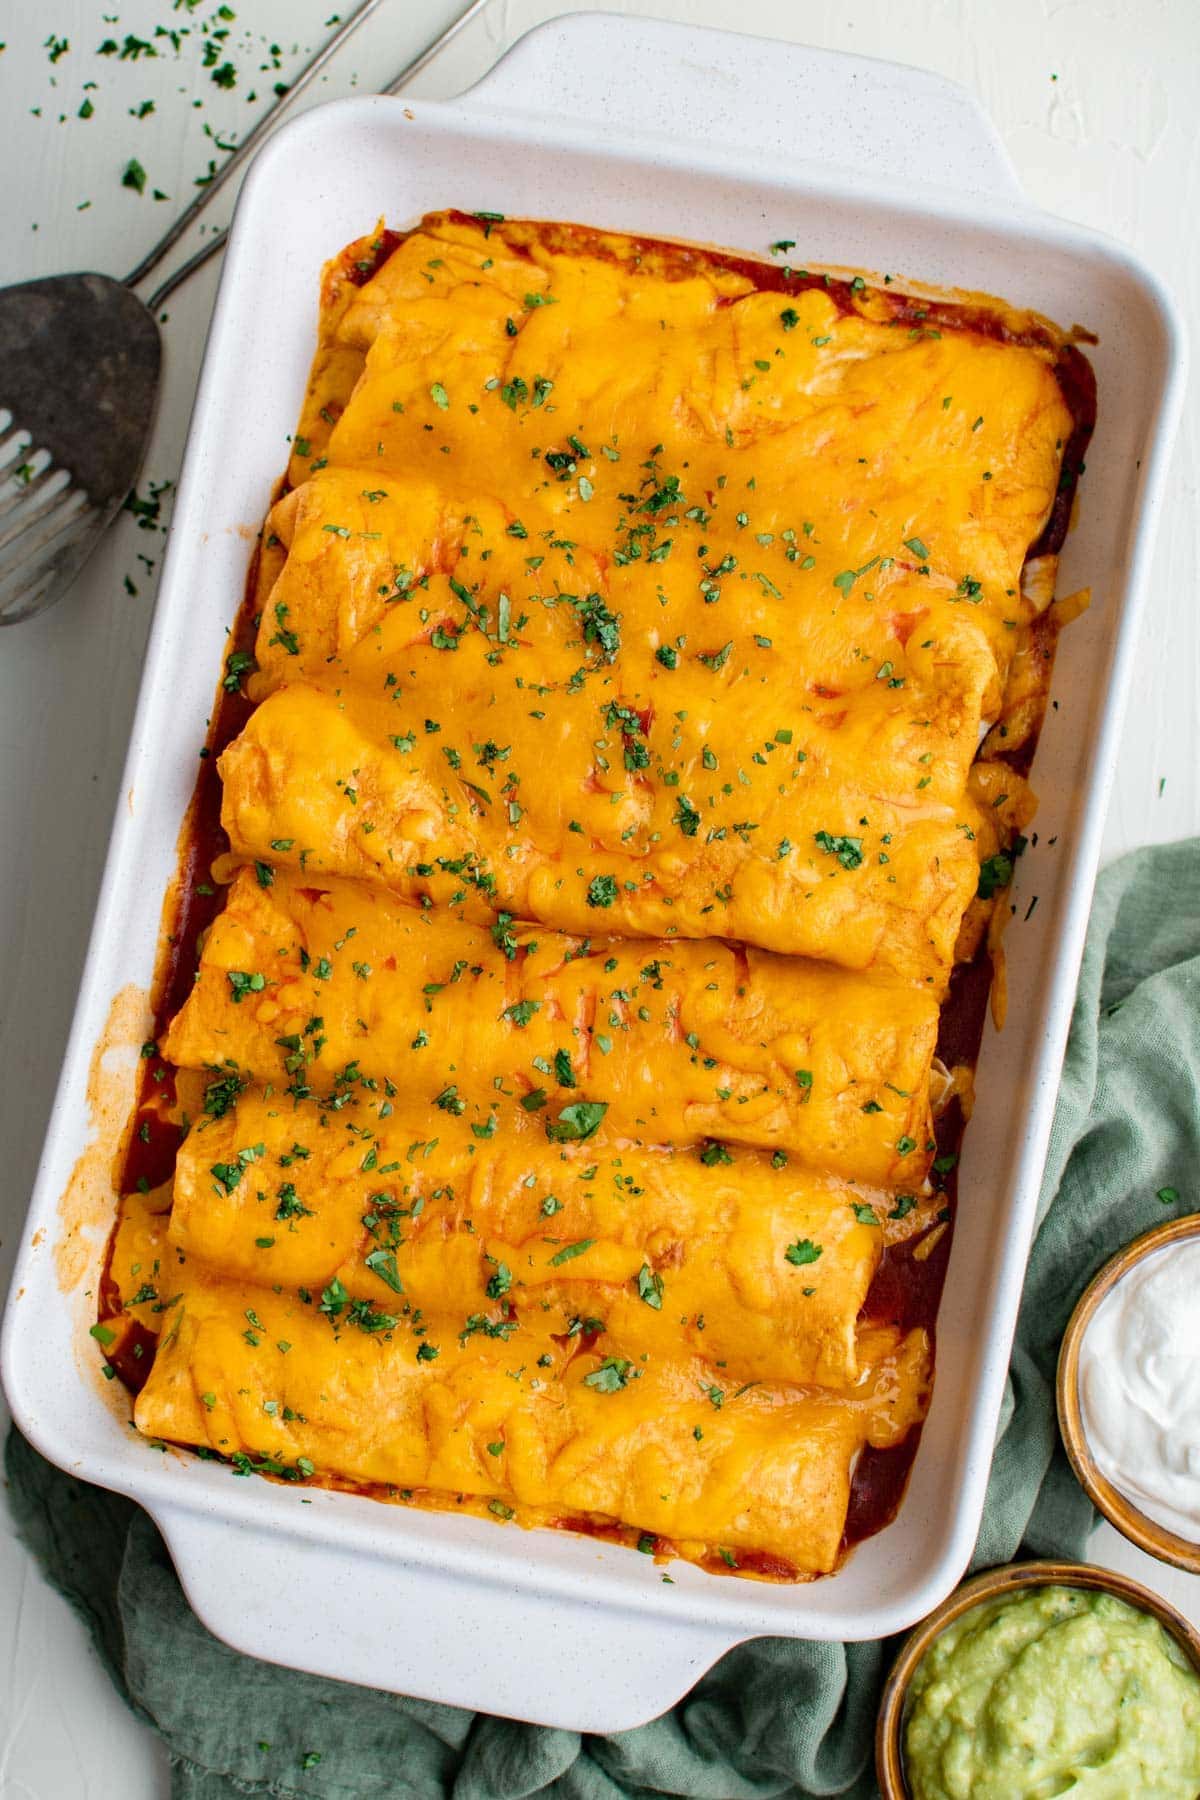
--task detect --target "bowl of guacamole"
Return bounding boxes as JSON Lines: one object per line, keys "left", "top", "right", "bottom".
{"left": 876, "top": 1560, "right": 1200, "bottom": 1799}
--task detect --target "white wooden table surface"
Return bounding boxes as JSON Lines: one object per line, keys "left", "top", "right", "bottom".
{"left": 1, "top": 1, "right": 1196, "bottom": 1793}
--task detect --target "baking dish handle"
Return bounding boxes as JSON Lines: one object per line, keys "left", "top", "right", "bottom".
{"left": 155, "top": 1501, "right": 737, "bottom": 1731}
{"left": 456, "top": 10, "right": 1024, "bottom": 203}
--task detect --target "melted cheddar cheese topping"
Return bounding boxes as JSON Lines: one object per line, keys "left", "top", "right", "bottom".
{"left": 108, "top": 213, "right": 1090, "bottom": 1579}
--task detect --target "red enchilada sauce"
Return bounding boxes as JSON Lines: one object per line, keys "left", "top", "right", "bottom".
{"left": 99, "top": 216, "right": 1096, "bottom": 1575}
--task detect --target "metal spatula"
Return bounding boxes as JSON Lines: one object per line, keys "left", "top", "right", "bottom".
{"left": 0, "top": 274, "right": 161, "bottom": 624}
{"left": 0, "top": 0, "right": 489, "bottom": 627}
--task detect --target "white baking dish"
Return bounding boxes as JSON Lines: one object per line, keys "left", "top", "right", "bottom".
{"left": 2, "top": 12, "right": 1185, "bottom": 1733}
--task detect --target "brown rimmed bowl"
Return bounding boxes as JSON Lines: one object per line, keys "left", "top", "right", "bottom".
{"left": 875, "top": 1557, "right": 1200, "bottom": 1798}
{"left": 1057, "top": 1213, "right": 1200, "bottom": 1574}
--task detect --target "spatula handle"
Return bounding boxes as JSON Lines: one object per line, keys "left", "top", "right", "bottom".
{"left": 124, "top": 0, "right": 393, "bottom": 293}
{"left": 138, "top": 0, "right": 496, "bottom": 314}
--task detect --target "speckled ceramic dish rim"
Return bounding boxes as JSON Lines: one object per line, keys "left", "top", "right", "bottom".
{"left": 1, "top": 10, "right": 1187, "bottom": 1733}
{"left": 1058, "top": 1214, "right": 1200, "bottom": 1574}
{"left": 875, "top": 1558, "right": 1200, "bottom": 1797}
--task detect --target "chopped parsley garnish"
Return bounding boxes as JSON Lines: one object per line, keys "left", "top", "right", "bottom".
{"left": 699, "top": 1140, "right": 733, "bottom": 1167}
{"left": 673, "top": 795, "right": 700, "bottom": 837}
{"left": 268, "top": 601, "right": 300, "bottom": 656}
{"left": 977, "top": 853, "right": 1014, "bottom": 898}
{"left": 583, "top": 1356, "right": 633, "bottom": 1393}
{"left": 319, "top": 1277, "right": 396, "bottom": 1334}
{"left": 832, "top": 556, "right": 879, "bottom": 595}
{"left": 226, "top": 971, "right": 265, "bottom": 1003}
{"left": 548, "top": 1239, "right": 594, "bottom": 1266}
{"left": 203, "top": 1070, "right": 248, "bottom": 1118}
{"left": 635, "top": 1264, "right": 664, "bottom": 1309}
{"left": 222, "top": 649, "right": 256, "bottom": 693}
{"left": 365, "top": 1249, "right": 403, "bottom": 1293}
{"left": 813, "top": 830, "right": 864, "bottom": 870}
{"left": 574, "top": 591, "right": 621, "bottom": 661}
{"left": 545, "top": 1102, "right": 608, "bottom": 1143}
{"left": 698, "top": 641, "right": 733, "bottom": 672}
{"left": 275, "top": 1184, "right": 313, "bottom": 1222}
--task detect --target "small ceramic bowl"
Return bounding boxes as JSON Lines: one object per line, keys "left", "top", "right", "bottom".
{"left": 875, "top": 1557, "right": 1200, "bottom": 1799}
{"left": 1057, "top": 1213, "right": 1200, "bottom": 1574}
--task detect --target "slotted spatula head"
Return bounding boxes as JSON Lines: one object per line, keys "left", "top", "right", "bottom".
{"left": 0, "top": 273, "right": 160, "bottom": 624}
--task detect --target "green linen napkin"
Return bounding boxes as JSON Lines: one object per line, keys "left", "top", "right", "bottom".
{"left": 7, "top": 838, "right": 1200, "bottom": 1799}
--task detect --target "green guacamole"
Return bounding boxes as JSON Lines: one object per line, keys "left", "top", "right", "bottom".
{"left": 904, "top": 1583, "right": 1200, "bottom": 1799}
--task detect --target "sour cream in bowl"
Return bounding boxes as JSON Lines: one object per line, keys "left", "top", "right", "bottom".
{"left": 1058, "top": 1214, "right": 1200, "bottom": 1571}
